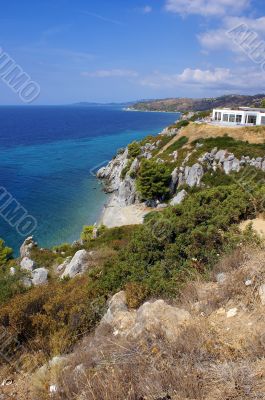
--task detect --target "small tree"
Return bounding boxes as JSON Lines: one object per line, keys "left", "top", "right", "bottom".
{"left": 0, "top": 239, "right": 12, "bottom": 265}
{"left": 128, "top": 141, "right": 141, "bottom": 158}
{"left": 137, "top": 159, "right": 171, "bottom": 201}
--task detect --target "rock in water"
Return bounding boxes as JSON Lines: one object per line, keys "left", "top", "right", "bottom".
{"left": 61, "top": 250, "right": 89, "bottom": 279}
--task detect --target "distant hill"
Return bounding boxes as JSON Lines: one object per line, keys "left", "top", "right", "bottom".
{"left": 130, "top": 94, "right": 265, "bottom": 112}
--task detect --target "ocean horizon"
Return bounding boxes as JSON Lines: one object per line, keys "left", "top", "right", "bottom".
{"left": 0, "top": 105, "right": 179, "bottom": 255}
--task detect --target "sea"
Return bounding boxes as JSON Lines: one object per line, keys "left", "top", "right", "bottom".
{"left": 0, "top": 105, "right": 179, "bottom": 255}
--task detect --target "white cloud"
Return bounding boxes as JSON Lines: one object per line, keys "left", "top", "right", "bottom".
{"left": 140, "top": 68, "right": 231, "bottom": 88}
{"left": 81, "top": 69, "right": 139, "bottom": 78}
{"left": 165, "top": 0, "right": 250, "bottom": 17}
{"left": 139, "top": 66, "right": 265, "bottom": 92}
{"left": 199, "top": 16, "right": 265, "bottom": 52}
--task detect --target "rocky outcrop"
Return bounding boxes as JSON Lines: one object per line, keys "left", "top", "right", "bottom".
{"left": 100, "top": 291, "right": 190, "bottom": 342}
{"left": 199, "top": 149, "right": 265, "bottom": 175}
{"left": 97, "top": 148, "right": 129, "bottom": 193}
{"left": 185, "top": 163, "right": 204, "bottom": 187}
{"left": 61, "top": 249, "right": 89, "bottom": 279}
{"left": 20, "top": 236, "right": 37, "bottom": 258}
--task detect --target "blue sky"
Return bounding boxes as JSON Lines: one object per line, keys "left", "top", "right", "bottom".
{"left": 0, "top": 0, "right": 265, "bottom": 104}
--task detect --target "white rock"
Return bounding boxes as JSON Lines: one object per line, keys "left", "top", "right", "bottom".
{"left": 10, "top": 267, "right": 16, "bottom": 276}
{"left": 216, "top": 273, "right": 226, "bottom": 284}
{"left": 258, "top": 284, "right": 265, "bottom": 305}
{"left": 245, "top": 279, "right": 252, "bottom": 286}
{"left": 20, "top": 257, "right": 35, "bottom": 271}
{"left": 49, "top": 385, "right": 57, "bottom": 393}
{"left": 131, "top": 300, "right": 190, "bottom": 341}
{"left": 20, "top": 236, "right": 37, "bottom": 258}
{"left": 170, "top": 189, "right": 187, "bottom": 206}
{"left": 226, "top": 308, "right": 238, "bottom": 318}
{"left": 61, "top": 250, "right": 89, "bottom": 279}
{"left": 57, "top": 256, "right": 72, "bottom": 273}
{"left": 31, "top": 268, "right": 48, "bottom": 286}
{"left": 185, "top": 163, "right": 204, "bottom": 187}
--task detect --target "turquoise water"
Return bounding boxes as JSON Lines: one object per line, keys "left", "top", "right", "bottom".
{"left": 0, "top": 105, "right": 179, "bottom": 254}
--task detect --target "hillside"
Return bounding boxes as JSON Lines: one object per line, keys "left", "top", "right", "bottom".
{"left": 2, "top": 120, "right": 265, "bottom": 398}
{"left": 130, "top": 94, "right": 265, "bottom": 112}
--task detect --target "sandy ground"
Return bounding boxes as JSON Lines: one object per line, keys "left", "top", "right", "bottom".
{"left": 100, "top": 202, "right": 152, "bottom": 228}
{"left": 240, "top": 218, "right": 265, "bottom": 237}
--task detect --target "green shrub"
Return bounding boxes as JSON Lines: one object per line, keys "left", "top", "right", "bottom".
{"left": 0, "top": 239, "right": 13, "bottom": 265}
{"left": 81, "top": 226, "right": 94, "bottom": 242}
{"left": 128, "top": 141, "right": 141, "bottom": 158}
{"left": 137, "top": 159, "right": 171, "bottom": 201}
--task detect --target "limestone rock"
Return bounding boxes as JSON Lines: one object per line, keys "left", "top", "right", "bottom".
{"left": 226, "top": 308, "right": 237, "bottom": 318}
{"left": 31, "top": 268, "right": 48, "bottom": 286}
{"left": 61, "top": 250, "right": 89, "bottom": 279}
{"left": 131, "top": 300, "right": 190, "bottom": 341}
{"left": 185, "top": 163, "right": 204, "bottom": 187}
{"left": 20, "top": 257, "right": 35, "bottom": 271}
{"left": 20, "top": 236, "right": 37, "bottom": 258}
{"left": 170, "top": 189, "right": 187, "bottom": 206}
{"left": 101, "top": 292, "right": 190, "bottom": 342}
{"left": 57, "top": 256, "right": 72, "bottom": 273}
{"left": 97, "top": 148, "right": 129, "bottom": 193}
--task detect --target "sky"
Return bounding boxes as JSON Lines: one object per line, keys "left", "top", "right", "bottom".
{"left": 0, "top": 0, "right": 265, "bottom": 104}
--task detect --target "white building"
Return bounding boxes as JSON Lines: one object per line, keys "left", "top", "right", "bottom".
{"left": 212, "top": 107, "right": 265, "bottom": 126}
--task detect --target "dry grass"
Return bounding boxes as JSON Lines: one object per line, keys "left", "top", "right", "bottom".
{"left": 159, "top": 123, "right": 265, "bottom": 155}
{"left": 5, "top": 246, "right": 265, "bottom": 400}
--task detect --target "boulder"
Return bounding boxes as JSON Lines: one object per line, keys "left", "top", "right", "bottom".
{"left": 31, "top": 268, "right": 48, "bottom": 286}
{"left": 258, "top": 284, "right": 265, "bottom": 305}
{"left": 170, "top": 189, "right": 187, "bottom": 206}
{"left": 61, "top": 250, "right": 89, "bottom": 279}
{"left": 131, "top": 300, "right": 190, "bottom": 341}
{"left": 185, "top": 163, "right": 204, "bottom": 187}
{"left": 20, "top": 257, "right": 35, "bottom": 271}
{"left": 100, "top": 292, "right": 190, "bottom": 342}
{"left": 20, "top": 236, "right": 37, "bottom": 258}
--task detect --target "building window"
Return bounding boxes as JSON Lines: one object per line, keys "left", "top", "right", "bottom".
{"left": 214, "top": 112, "right": 221, "bottom": 121}
{"left": 247, "top": 115, "right": 257, "bottom": 125}
{"left": 229, "top": 114, "right": 235, "bottom": 122}
{"left": 236, "top": 115, "right": 242, "bottom": 123}
{"left": 223, "top": 114, "right": 229, "bottom": 122}
{"left": 261, "top": 116, "right": 265, "bottom": 125}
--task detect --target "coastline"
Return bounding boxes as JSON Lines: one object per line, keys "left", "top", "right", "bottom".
{"left": 99, "top": 193, "right": 151, "bottom": 228}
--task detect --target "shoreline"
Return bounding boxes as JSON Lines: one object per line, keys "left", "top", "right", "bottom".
{"left": 124, "top": 107, "right": 181, "bottom": 114}
{"left": 98, "top": 193, "right": 151, "bottom": 228}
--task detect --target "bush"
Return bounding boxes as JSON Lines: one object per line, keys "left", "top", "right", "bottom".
{"left": 0, "top": 239, "right": 13, "bottom": 266}
{"left": 137, "top": 159, "right": 171, "bottom": 201}
{"left": 128, "top": 141, "right": 141, "bottom": 158}
{"left": 81, "top": 225, "right": 94, "bottom": 242}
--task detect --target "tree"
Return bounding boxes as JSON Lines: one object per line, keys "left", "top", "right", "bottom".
{"left": 137, "top": 159, "right": 171, "bottom": 201}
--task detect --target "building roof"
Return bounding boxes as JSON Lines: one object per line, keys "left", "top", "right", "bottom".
{"left": 214, "top": 107, "right": 265, "bottom": 113}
